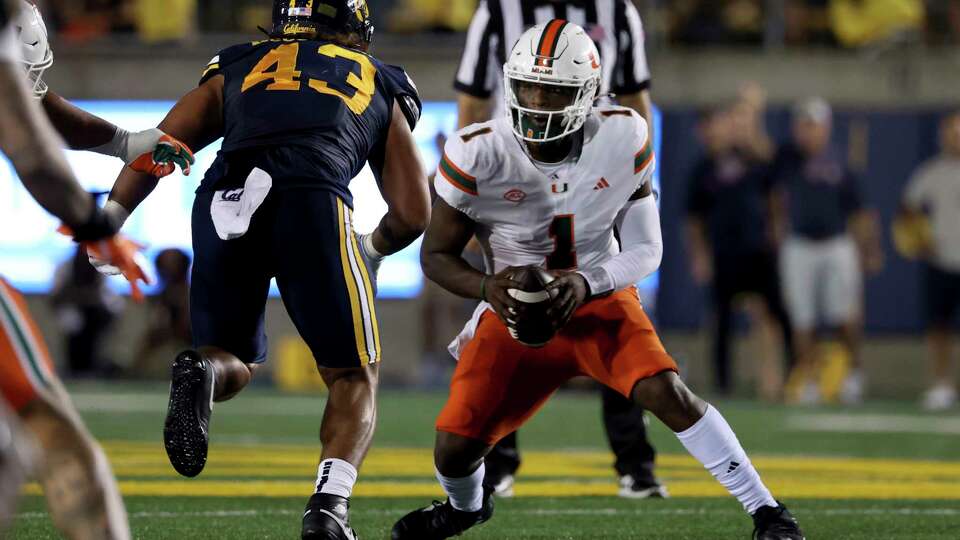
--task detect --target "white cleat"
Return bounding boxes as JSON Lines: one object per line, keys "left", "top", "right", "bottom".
{"left": 839, "top": 370, "right": 865, "bottom": 405}
{"left": 618, "top": 475, "right": 669, "bottom": 499}
{"left": 922, "top": 384, "right": 958, "bottom": 411}
{"left": 798, "top": 382, "right": 822, "bottom": 406}
{"left": 491, "top": 474, "right": 515, "bottom": 498}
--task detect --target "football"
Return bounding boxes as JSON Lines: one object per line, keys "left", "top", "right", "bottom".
{"left": 506, "top": 266, "right": 557, "bottom": 347}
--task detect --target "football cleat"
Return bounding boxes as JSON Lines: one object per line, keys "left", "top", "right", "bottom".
{"left": 491, "top": 474, "right": 515, "bottom": 498}
{"left": 391, "top": 485, "right": 495, "bottom": 540}
{"left": 163, "top": 350, "right": 215, "bottom": 478}
{"left": 618, "top": 475, "right": 669, "bottom": 499}
{"left": 302, "top": 493, "right": 358, "bottom": 540}
{"left": 752, "top": 501, "right": 805, "bottom": 540}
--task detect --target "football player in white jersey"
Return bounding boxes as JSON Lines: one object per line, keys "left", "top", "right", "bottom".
{"left": 0, "top": 1, "right": 139, "bottom": 537}
{"left": 392, "top": 21, "right": 804, "bottom": 540}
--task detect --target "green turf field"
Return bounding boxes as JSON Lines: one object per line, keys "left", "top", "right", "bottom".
{"left": 9, "top": 383, "right": 960, "bottom": 539}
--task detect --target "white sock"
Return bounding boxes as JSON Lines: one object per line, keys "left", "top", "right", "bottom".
{"left": 675, "top": 405, "right": 776, "bottom": 514}
{"left": 436, "top": 463, "right": 485, "bottom": 512}
{"left": 315, "top": 458, "right": 358, "bottom": 499}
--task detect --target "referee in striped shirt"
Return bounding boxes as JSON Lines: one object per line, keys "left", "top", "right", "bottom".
{"left": 454, "top": 0, "right": 665, "bottom": 499}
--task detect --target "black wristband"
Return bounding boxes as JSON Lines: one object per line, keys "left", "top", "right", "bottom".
{"left": 71, "top": 206, "right": 116, "bottom": 242}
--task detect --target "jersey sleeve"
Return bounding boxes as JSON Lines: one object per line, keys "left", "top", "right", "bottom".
{"left": 381, "top": 64, "right": 423, "bottom": 131}
{"left": 434, "top": 132, "right": 481, "bottom": 219}
{"left": 630, "top": 114, "right": 656, "bottom": 200}
{"left": 612, "top": 0, "right": 652, "bottom": 95}
{"left": 199, "top": 42, "right": 254, "bottom": 86}
{"left": 454, "top": 0, "right": 500, "bottom": 98}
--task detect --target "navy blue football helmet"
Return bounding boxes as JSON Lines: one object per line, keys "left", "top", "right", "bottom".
{"left": 271, "top": 0, "right": 374, "bottom": 44}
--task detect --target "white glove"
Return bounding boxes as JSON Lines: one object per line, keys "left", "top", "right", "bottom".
{"left": 88, "top": 201, "right": 131, "bottom": 276}
{"left": 90, "top": 128, "right": 195, "bottom": 177}
{"left": 356, "top": 233, "right": 384, "bottom": 297}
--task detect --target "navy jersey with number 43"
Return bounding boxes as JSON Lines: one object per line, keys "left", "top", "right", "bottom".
{"left": 198, "top": 38, "right": 421, "bottom": 207}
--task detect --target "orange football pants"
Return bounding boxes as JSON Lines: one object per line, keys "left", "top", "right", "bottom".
{"left": 436, "top": 287, "right": 678, "bottom": 444}
{"left": 0, "top": 278, "right": 56, "bottom": 412}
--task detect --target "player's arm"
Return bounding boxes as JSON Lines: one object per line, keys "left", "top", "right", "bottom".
{"left": 550, "top": 181, "right": 663, "bottom": 326}
{"left": 454, "top": 0, "right": 497, "bottom": 128}
{"left": 367, "top": 102, "right": 431, "bottom": 257}
{"left": 613, "top": 0, "right": 655, "bottom": 141}
{"left": 0, "top": 61, "right": 94, "bottom": 228}
{"left": 457, "top": 93, "right": 493, "bottom": 129}
{"left": 42, "top": 90, "right": 195, "bottom": 176}
{"left": 108, "top": 76, "right": 224, "bottom": 221}
{"left": 421, "top": 199, "right": 520, "bottom": 325}
{"left": 548, "top": 121, "right": 662, "bottom": 326}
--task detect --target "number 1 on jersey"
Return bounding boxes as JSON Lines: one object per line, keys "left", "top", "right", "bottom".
{"left": 547, "top": 215, "right": 577, "bottom": 270}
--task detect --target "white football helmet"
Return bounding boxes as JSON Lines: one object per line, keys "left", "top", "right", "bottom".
{"left": 13, "top": 0, "right": 52, "bottom": 99}
{"left": 503, "top": 20, "right": 601, "bottom": 143}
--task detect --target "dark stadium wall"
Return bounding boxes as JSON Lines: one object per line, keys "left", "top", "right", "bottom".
{"left": 656, "top": 107, "right": 950, "bottom": 334}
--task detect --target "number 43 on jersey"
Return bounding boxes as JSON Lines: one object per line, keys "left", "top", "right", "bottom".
{"left": 241, "top": 42, "right": 376, "bottom": 115}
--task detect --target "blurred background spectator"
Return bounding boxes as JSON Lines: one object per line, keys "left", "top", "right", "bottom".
{"left": 898, "top": 111, "right": 960, "bottom": 410}
{"left": 685, "top": 86, "right": 794, "bottom": 401}
{"left": 131, "top": 249, "right": 192, "bottom": 379}
{"left": 772, "top": 97, "right": 883, "bottom": 405}
{"left": 49, "top": 243, "right": 124, "bottom": 378}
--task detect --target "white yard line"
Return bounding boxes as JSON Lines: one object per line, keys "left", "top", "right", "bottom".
{"left": 69, "top": 393, "right": 326, "bottom": 416}
{"left": 15, "top": 507, "right": 960, "bottom": 521}
{"left": 787, "top": 413, "right": 960, "bottom": 435}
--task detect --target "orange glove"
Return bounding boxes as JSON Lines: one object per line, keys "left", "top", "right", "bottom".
{"left": 128, "top": 132, "right": 196, "bottom": 178}
{"left": 58, "top": 226, "right": 151, "bottom": 302}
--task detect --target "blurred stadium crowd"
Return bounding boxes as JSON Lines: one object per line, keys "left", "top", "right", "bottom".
{"left": 33, "top": 1, "right": 960, "bottom": 46}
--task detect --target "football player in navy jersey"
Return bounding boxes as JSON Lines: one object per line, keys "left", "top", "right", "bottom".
{"left": 105, "top": 2, "right": 431, "bottom": 538}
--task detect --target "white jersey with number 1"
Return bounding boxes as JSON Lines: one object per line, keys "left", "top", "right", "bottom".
{"left": 435, "top": 105, "right": 656, "bottom": 276}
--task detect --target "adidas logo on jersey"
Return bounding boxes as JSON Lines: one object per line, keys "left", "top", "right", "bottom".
{"left": 593, "top": 178, "right": 610, "bottom": 191}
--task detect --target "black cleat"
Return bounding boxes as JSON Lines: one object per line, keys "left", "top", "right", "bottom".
{"left": 752, "top": 501, "right": 805, "bottom": 540}
{"left": 302, "top": 493, "right": 358, "bottom": 540}
{"left": 391, "top": 485, "right": 494, "bottom": 540}
{"left": 163, "top": 350, "right": 215, "bottom": 478}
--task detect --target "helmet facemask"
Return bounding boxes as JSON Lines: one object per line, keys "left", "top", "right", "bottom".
{"left": 504, "top": 67, "right": 599, "bottom": 144}
{"left": 22, "top": 46, "right": 53, "bottom": 99}
{"left": 14, "top": 0, "right": 53, "bottom": 99}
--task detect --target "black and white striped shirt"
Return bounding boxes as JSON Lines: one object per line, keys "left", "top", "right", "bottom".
{"left": 455, "top": 0, "right": 651, "bottom": 114}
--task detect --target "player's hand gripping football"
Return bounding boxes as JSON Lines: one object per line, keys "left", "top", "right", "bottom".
{"left": 545, "top": 271, "right": 590, "bottom": 330}
{"left": 126, "top": 128, "right": 196, "bottom": 178}
{"left": 482, "top": 267, "right": 523, "bottom": 329}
